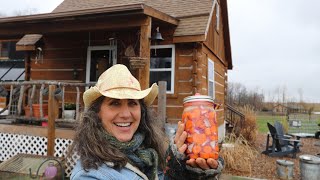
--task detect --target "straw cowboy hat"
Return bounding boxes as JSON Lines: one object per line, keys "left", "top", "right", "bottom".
{"left": 83, "top": 64, "right": 158, "bottom": 108}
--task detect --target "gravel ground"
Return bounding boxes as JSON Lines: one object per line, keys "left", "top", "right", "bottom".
{"left": 222, "top": 133, "right": 320, "bottom": 180}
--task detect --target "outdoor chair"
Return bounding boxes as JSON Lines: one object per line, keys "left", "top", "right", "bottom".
{"left": 262, "top": 123, "right": 300, "bottom": 158}
{"left": 274, "top": 121, "right": 301, "bottom": 151}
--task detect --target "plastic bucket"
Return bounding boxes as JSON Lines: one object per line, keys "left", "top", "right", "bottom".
{"left": 276, "top": 160, "right": 294, "bottom": 180}
{"left": 299, "top": 154, "right": 320, "bottom": 180}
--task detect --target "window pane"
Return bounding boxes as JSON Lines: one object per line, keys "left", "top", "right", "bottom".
{"left": 90, "top": 50, "right": 110, "bottom": 81}
{"left": 150, "top": 71, "right": 171, "bottom": 91}
{"left": 0, "top": 42, "right": 9, "bottom": 57}
{"left": 150, "top": 57, "right": 172, "bottom": 68}
{"left": 1, "top": 41, "right": 24, "bottom": 59}
{"left": 150, "top": 47, "right": 172, "bottom": 68}
{"left": 151, "top": 47, "right": 172, "bottom": 58}
{"left": 208, "top": 81, "right": 214, "bottom": 98}
{"left": 208, "top": 61, "right": 214, "bottom": 80}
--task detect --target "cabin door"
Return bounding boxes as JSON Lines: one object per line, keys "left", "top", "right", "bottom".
{"left": 86, "top": 46, "right": 117, "bottom": 84}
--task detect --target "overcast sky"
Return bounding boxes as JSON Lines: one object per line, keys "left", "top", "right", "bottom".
{"left": 1, "top": 0, "right": 319, "bottom": 102}
{"left": 0, "top": 0, "right": 63, "bottom": 16}
{"left": 228, "top": 0, "right": 320, "bottom": 103}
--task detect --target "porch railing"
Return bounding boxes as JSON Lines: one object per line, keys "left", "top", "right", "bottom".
{"left": 0, "top": 80, "right": 94, "bottom": 123}
{"left": 225, "top": 104, "right": 245, "bottom": 134}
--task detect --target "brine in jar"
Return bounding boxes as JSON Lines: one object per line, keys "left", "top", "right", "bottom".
{"left": 181, "top": 93, "right": 219, "bottom": 159}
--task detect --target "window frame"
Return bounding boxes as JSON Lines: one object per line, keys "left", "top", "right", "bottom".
{"left": 150, "top": 44, "right": 175, "bottom": 94}
{"left": 0, "top": 40, "right": 21, "bottom": 60}
{"left": 208, "top": 58, "right": 215, "bottom": 99}
{"left": 86, "top": 45, "right": 117, "bottom": 85}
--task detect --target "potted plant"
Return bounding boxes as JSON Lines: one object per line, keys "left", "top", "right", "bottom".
{"left": 63, "top": 103, "right": 76, "bottom": 119}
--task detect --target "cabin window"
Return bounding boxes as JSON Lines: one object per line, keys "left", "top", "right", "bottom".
{"left": 150, "top": 45, "right": 175, "bottom": 94}
{"left": 86, "top": 46, "right": 117, "bottom": 84}
{"left": 208, "top": 59, "right": 215, "bottom": 99}
{"left": 0, "top": 41, "right": 24, "bottom": 60}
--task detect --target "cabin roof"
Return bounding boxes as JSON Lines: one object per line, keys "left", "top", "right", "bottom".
{"left": 0, "top": 0, "right": 232, "bottom": 69}
{"left": 52, "top": 0, "right": 213, "bottom": 37}
{"left": 52, "top": 0, "right": 233, "bottom": 68}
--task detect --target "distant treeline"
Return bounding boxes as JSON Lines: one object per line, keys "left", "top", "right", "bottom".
{"left": 227, "top": 82, "right": 264, "bottom": 110}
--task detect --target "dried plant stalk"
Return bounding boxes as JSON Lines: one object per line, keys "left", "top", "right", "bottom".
{"left": 219, "top": 133, "right": 258, "bottom": 175}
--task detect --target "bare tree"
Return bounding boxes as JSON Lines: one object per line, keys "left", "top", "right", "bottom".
{"left": 13, "top": 8, "right": 38, "bottom": 16}
{"left": 227, "top": 82, "right": 264, "bottom": 110}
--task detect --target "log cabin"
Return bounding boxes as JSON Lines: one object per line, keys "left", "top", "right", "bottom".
{"left": 0, "top": 0, "right": 232, "bottom": 145}
{"left": 0, "top": 0, "right": 233, "bottom": 176}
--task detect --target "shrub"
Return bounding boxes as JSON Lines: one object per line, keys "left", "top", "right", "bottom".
{"left": 64, "top": 103, "right": 76, "bottom": 110}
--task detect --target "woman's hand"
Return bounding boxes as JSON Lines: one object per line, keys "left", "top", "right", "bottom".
{"left": 174, "top": 121, "right": 219, "bottom": 170}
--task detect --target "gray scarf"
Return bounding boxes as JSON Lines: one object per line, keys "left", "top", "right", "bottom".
{"left": 105, "top": 132, "right": 158, "bottom": 180}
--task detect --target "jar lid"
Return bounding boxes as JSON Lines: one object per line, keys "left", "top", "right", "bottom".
{"left": 183, "top": 93, "right": 214, "bottom": 103}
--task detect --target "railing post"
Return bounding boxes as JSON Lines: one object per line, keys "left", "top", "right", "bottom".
{"left": 48, "top": 85, "right": 58, "bottom": 156}
{"left": 158, "top": 81, "right": 167, "bottom": 129}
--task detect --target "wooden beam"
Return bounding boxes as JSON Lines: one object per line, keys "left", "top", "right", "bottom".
{"left": 138, "top": 17, "right": 151, "bottom": 89}
{"left": 16, "top": 45, "right": 36, "bottom": 51}
{"left": 158, "top": 81, "right": 167, "bottom": 128}
{"left": 25, "top": 52, "right": 31, "bottom": 81}
{"left": 0, "top": 16, "right": 146, "bottom": 35}
{"left": 47, "top": 85, "right": 59, "bottom": 156}
{"left": 143, "top": 5, "right": 179, "bottom": 25}
{"left": 173, "top": 34, "right": 206, "bottom": 43}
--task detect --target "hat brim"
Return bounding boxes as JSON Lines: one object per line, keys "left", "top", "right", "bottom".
{"left": 83, "top": 83, "right": 158, "bottom": 108}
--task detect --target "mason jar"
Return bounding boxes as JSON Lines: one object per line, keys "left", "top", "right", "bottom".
{"left": 182, "top": 93, "right": 219, "bottom": 159}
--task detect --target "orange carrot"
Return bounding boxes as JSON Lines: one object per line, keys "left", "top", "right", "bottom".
{"left": 200, "top": 152, "right": 210, "bottom": 159}
{"left": 204, "top": 128, "right": 212, "bottom": 136}
{"left": 209, "top": 135, "right": 218, "bottom": 141}
{"left": 195, "top": 119, "right": 206, "bottom": 129}
{"left": 203, "top": 145, "right": 212, "bottom": 153}
{"left": 192, "top": 145, "right": 202, "bottom": 154}
{"left": 193, "top": 134, "right": 206, "bottom": 144}
{"left": 189, "top": 154, "right": 198, "bottom": 159}
{"left": 186, "top": 137, "right": 193, "bottom": 143}
{"left": 185, "top": 119, "right": 193, "bottom": 130}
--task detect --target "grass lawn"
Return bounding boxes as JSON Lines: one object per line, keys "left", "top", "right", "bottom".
{"left": 256, "top": 113, "right": 320, "bottom": 134}
{"left": 256, "top": 115, "right": 287, "bottom": 133}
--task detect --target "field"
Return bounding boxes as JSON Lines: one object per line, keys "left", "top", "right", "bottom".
{"left": 256, "top": 112, "right": 320, "bottom": 134}
{"left": 221, "top": 112, "right": 320, "bottom": 179}
{"left": 256, "top": 114, "right": 287, "bottom": 133}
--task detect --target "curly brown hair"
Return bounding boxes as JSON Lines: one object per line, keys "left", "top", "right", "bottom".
{"left": 68, "top": 96, "right": 168, "bottom": 171}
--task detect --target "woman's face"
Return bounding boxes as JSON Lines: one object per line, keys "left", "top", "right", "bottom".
{"left": 99, "top": 97, "right": 141, "bottom": 142}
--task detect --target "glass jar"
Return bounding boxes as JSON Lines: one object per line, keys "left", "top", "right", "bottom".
{"left": 182, "top": 93, "right": 219, "bottom": 159}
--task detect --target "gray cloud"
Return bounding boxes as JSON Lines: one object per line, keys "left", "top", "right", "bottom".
{"left": 228, "top": 0, "right": 320, "bottom": 102}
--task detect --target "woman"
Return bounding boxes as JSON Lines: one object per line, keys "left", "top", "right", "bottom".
{"left": 69, "top": 64, "right": 223, "bottom": 179}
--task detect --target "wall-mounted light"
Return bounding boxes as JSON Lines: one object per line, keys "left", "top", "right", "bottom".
{"left": 35, "top": 47, "right": 43, "bottom": 64}
{"left": 151, "top": 27, "right": 164, "bottom": 56}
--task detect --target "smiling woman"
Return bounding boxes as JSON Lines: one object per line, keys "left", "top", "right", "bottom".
{"left": 68, "top": 64, "right": 224, "bottom": 180}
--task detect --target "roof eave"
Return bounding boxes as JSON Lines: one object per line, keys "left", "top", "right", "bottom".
{"left": 0, "top": 3, "right": 178, "bottom": 26}
{"left": 173, "top": 34, "right": 206, "bottom": 43}
{"left": 221, "top": 0, "right": 233, "bottom": 70}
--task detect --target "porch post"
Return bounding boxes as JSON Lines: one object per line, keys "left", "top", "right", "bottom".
{"left": 25, "top": 52, "right": 31, "bottom": 81}
{"left": 138, "top": 16, "right": 152, "bottom": 89}
{"left": 47, "top": 85, "right": 59, "bottom": 156}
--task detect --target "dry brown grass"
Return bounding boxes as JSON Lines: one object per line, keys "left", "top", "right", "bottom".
{"left": 219, "top": 133, "right": 258, "bottom": 175}
{"left": 238, "top": 105, "right": 258, "bottom": 144}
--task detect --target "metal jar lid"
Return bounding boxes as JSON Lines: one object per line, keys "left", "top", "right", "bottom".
{"left": 183, "top": 93, "right": 214, "bottom": 103}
